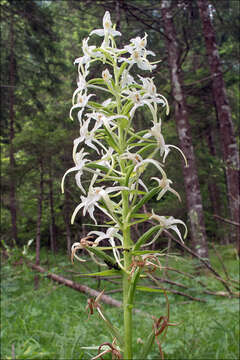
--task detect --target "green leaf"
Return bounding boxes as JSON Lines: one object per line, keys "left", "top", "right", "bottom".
{"left": 85, "top": 246, "right": 119, "bottom": 269}
{"left": 132, "top": 249, "right": 165, "bottom": 256}
{"left": 84, "top": 269, "right": 120, "bottom": 277}
{"left": 103, "top": 125, "right": 120, "bottom": 152}
{"left": 130, "top": 187, "right": 159, "bottom": 215}
{"left": 122, "top": 100, "right": 133, "bottom": 116}
{"left": 133, "top": 225, "right": 162, "bottom": 251}
{"left": 97, "top": 310, "right": 124, "bottom": 349}
{"left": 88, "top": 101, "right": 105, "bottom": 109}
{"left": 128, "top": 269, "right": 141, "bottom": 304}
{"left": 140, "top": 329, "right": 155, "bottom": 359}
{"left": 86, "top": 163, "right": 109, "bottom": 172}
{"left": 137, "top": 286, "right": 164, "bottom": 293}
{"left": 88, "top": 78, "right": 105, "bottom": 85}
{"left": 125, "top": 164, "right": 135, "bottom": 186}
{"left": 95, "top": 47, "right": 114, "bottom": 62}
{"left": 118, "top": 61, "right": 128, "bottom": 78}
{"left": 138, "top": 143, "right": 156, "bottom": 156}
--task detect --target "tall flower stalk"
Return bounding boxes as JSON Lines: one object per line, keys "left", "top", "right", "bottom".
{"left": 62, "top": 11, "right": 187, "bottom": 359}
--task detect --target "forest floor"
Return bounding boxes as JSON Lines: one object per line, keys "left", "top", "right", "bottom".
{"left": 1, "top": 245, "right": 239, "bottom": 360}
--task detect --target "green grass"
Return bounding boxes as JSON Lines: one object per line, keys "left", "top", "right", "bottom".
{"left": 1, "top": 246, "right": 239, "bottom": 359}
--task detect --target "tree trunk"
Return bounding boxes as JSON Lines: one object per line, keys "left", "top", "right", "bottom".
{"left": 35, "top": 160, "right": 44, "bottom": 289}
{"left": 205, "top": 130, "right": 223, "bottom": 215}
{"left": 9, "top": 11, "right": 18, "bottom": 245}
{"left": 197, "top": 0, "right": 240, "bottom": 253}
{"left": 161, "top": 0, "right": 209, "bottom": 259}
{"left": 63, "top": 189, "right": 72, "bottom": 257}
{"left": 48, "top": 159, "right": 57, "bottom": 253}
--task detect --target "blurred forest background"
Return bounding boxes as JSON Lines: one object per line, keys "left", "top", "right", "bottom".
{"left": 1, "top": 0, "right": 239, "bottom": 258}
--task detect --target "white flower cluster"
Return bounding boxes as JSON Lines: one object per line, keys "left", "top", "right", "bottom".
{"left": 62, "top": 11, "right": 187, "bottom": 267}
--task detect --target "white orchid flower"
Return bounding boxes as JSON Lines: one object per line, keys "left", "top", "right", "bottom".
{"left": 89, "top": 227, "right": 122, "bottom": 246}
{"left": 132, "top": 178, "right": 149, "bottom": 193}
{"left": 71, "top": 242, "right": 87, "bottom": 263}
{"left": 71, "top": 238, "right": 92, "bottom": 263}
{"left": 120, "top": 151, "right": 143, "bottom": 164}
{"left": 97, "top": 147, "right": 114, "bottom": 167}
{"left": 102, "top": 68, "right": 112, "bottom": 83}
{"left": 119, "top": 49, "right": 156, "bottom": 71}
{"left": 138, "top": 76, "right": 169, "bottom": 115}
{"left": 71, "top": 185, "right": 128, "bottom": 225}
{"left": 150, "top": 210, "right": 187, "bottom": 243}
{"left": 74, "top": 37, "right": 102, "bottom": 66}
{"left": 85, "top": 111, "right": 126, "bottom": 132}
{"left": 144, "top": 121, "right": 187, "bottom": 164}
{"left": 122, "top": 89, "right": 157, "bottom": 120}
{"left": 121, "top": 151, "right": 164, "bottom": 177}
{"left": 72, "top": 118, "right": 101, "bottom": 157}
{"left": 61, "top": 148, "right": 89, "bottom": 195}
{"left": 130, "top": 33, "right": 148, "bottom": 49}
{"left": 151, "top": 176, "right": 181, "bottom": 202}
{"left": 120, "top": 69, "right": 136, "bottom": 88}
{"left": 125, "top": 33, "right": 155, "bottom": 57}
{"left": 101, "top": 98, "right": 113, "bottom": 107}
{"left": 119, "top": 33, "right": 156, "bottom": 71}
{"left": 89, "top": 227, "right": 125, "bottom": 271}
{"left": 71, "top": 71, "right": 89, "bottom": 107}
{"left": 134, "top": 158, "right": 164, "bottom": 176}
{"left": 70, "top": 92, "right": 95, "bottom": 121}
{"left": 128, "top": 178, "right": 149, "bottom": 202}
{"left": 90, "top": 11, "right": 121, "bottom": 43}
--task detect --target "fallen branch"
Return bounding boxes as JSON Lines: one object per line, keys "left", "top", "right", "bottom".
{"left": 213, "top": 214, "right": 240, "bottom": 227}
{"left": 28, "top": 263, "right": 122, "bottom": 308}
{"left": 210, "top": 243, "right": 230, "bottom": 282}
{"left": 147, "top": 273, "right": 206, "bottom": 303}
{"left": 151, "top": 286, "right": 206, "bottom": 302}
{"left": 154, "top": 276, "right": 188, "bottom": 289}
{"left": 163, "top": 266, "right": 208, "bottom": 289}
{"left": 28, "top": 262, "right": 148, "bottom": 315}
{"left": 163, "top": 230, "right": 233, "bottom": 295}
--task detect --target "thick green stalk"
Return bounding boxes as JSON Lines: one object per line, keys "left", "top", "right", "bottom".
{"left": 115, "top": 62, "right": 134, "bottom": 358}
{"left": 122, "top": 190, "right": 133, "bottom": 359}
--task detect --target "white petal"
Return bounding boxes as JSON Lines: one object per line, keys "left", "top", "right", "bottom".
{"left": 71, "top": 203, "right": 84, "bottom": 224}
{"left": 110, "top": 30, "right": 122, "bottom": 37}
{"left": 90, "top": 29, "right": 105, "bottom": 37}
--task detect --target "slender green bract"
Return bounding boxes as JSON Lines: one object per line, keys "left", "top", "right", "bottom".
{"left": 62, "top": 10, "right": 187, "bottom": 360}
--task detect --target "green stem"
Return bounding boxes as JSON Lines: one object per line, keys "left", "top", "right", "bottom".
{"left": 114, "top": 61, "right": 134, "bottom": 358}
{"left": 122, "top": 190, "right": 133, "bottom": 359}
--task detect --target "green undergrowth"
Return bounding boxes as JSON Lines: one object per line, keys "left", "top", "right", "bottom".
{"left": 1, "top": 245, "right": 239, "bottom": 359}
